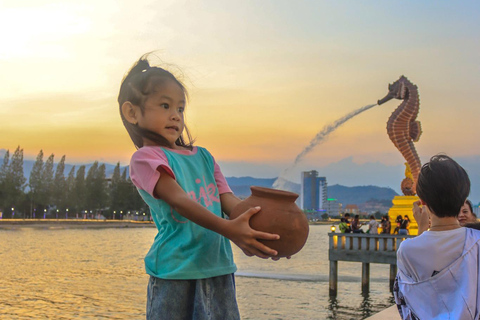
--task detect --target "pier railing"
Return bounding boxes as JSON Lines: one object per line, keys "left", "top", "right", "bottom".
{"left": 328, "top": 232, "right": 415, "bottom": 296}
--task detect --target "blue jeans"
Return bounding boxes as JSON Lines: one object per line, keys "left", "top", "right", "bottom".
{"left": 146, "top": 274, "right": 240, "bottom": 320}
{"left": 398, "top": 229, "right": 408, "bottom": 235}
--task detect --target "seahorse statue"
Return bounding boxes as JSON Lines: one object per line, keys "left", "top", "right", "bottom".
{"left": 401, "top": 162, "right": 415, "bottom": 196}
{"left": 378, "top": 76, "right": 422, "bottom": 195}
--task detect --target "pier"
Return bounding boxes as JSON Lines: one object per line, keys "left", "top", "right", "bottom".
{"left": 328, "top": 232, "right": 414, "bottom": 296}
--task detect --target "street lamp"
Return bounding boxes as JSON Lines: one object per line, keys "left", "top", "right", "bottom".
{"left": 11, "top": 207, "right": 15, "bottom": 219}
{"left": 44, "top": 209, "right": 47, "bottom": 219}
{"left": 56, "top": 209, "right": 59, "bottom": 219}
{"left": 330, "top": 225, "right": 336, "bottom": 233}
{"left": 66, "top": 208, "right": 69, "bottom": 219}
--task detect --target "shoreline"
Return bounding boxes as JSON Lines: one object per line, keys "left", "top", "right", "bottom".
{"left": 0, "top": 219, "right": 156, "bottom": 230}
{"left": 0, "top": 219, "right": 335, "bottom": 230}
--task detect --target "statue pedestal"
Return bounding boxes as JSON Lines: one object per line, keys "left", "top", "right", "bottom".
{"left": 388, "top": 195, "right": 419, "bottom": 235}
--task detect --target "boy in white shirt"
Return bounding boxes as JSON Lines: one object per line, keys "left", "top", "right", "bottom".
{"left": 394, "top": 154, "right": 480, "bottom": 320}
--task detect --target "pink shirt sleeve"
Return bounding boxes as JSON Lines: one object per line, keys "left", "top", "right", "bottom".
{"left": 213, "top": 158, "right": 232, "bottom": 195}
{"left": 129, "top": 147, "right": 175, "bottom": 198}
{"left": 130, "top": 146, "right": 232, "bottom": 198}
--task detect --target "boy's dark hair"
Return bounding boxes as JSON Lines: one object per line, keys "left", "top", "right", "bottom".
{"left": 118, "top": 54, "right": 194, "bottom": 149}
{"left": 416, "top": 154, "right": 470, "bottom": 218}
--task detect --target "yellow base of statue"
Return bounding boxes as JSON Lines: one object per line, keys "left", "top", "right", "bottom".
{"left": 387, "top": 195, "right": 419, "bottom": 235}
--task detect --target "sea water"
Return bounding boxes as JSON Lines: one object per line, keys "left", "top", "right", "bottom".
{"left": 0, "top": 225, "right": 394, "bottom": 319}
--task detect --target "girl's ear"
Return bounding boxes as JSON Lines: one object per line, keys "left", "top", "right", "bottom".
{"left": 121, "top": 101, "right": 139, "bottom": 125}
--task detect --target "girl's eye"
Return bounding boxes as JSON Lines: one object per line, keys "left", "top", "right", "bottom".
{"left": 160, "top": 103, "right": 169, "bottom": 109}
{"left": 178, "top": 107, "right": 185, "bottom": 113}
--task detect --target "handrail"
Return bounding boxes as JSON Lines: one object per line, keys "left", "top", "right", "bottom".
{"left": 328, "top": 232, "right": 415, "bottom": 295}
{"left": 329, "top": 232, "right": 415, "bottom": 262}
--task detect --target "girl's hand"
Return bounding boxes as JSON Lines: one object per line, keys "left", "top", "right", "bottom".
{"left": 271, "top": 256, "right": 291, "bottom": 261}
{"left": 224, "top": 206, "right": 280, "bottom": 259}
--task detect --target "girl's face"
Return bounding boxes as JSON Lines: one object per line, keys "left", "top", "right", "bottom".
{"left": 139, "top": 79, "right": 186, "bottom": 148}
{"left": 458, "top": 202, "right": 476, "bottom": 226}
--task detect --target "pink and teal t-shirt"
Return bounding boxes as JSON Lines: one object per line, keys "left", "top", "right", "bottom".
{"left": 129, "top": 146, "right": 236, "bottom": 280}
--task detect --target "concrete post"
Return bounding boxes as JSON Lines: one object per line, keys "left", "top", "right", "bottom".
{"left": 362, "top": 262, "right": 370, "bottom": 294}
{"left": 390, "top": 264, "right": 397, "bottom": 292}
{"left": 329, "top": 260, "right": 338, "bottom": 296}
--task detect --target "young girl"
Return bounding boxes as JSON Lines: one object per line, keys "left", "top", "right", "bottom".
{"left": 118, "top": 55, "right": 280, "bottom": 319}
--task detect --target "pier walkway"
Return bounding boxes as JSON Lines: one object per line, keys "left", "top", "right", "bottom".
{"left": 328, "top": 232, "right": 414, "bottom": 295}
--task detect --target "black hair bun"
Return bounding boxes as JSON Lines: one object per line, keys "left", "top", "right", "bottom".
{"left": 131, "top": 59, "right": 151, "bottom": 75}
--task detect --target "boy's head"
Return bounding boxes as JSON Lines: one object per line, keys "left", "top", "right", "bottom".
{"left": 416, "top": 154, "right": 470, "bottom": 218}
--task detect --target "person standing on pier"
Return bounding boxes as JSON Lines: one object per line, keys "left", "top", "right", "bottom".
{"left": 381, "top": 215, "right": 391, "bottom": 234}
{"left": 368, "top": 215, "right": 379, "bottom": 234}
{"left": 394, "top": 154, "right": 480, "bottom": 320}
{"left": 399, "top": 215, "right": 410, "bottom": 235}
{"left": 351, "top": 215, "right": 364, "bottom": 233}
{"left": 339, "top": 218, "right": 351, "bottom": 233}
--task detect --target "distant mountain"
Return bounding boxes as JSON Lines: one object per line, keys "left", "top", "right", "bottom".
{"left": 14, "top": 158, "right": 400, "bottom": 205}
{"left": 3, "top": 147, "right": 479, "bottom": 204}
{"left": 327, "top": 184, "right": 398, "bottom": 205}
{"left": 7, "top": 152, "right": 479, "bottom": 207}
{"left": 226, "top": 176, "right": 398, "bottom": 206}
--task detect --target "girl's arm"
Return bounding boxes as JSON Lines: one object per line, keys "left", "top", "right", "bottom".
{"left": 155, "top": 167, "right": 279, "bottom": 259}
{"left": 220, "top": 192, "right": 291, "bottom": 260}
{"left": 219, "top": 192, "right": 241, "bottom": 217}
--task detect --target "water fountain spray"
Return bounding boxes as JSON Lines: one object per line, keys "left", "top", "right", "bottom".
{"left": 273, "top": 103, "right": 377, "bottom": 190}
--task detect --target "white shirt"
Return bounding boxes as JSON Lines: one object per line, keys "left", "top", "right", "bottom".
{"left": 368, "top": 220, "right": 379, "bottom": 234}
{"left": 397, "top": 227, "right": 466, "bottom": 282}
{"left": 395, "top": 228, "right": 480, "bottom": 319}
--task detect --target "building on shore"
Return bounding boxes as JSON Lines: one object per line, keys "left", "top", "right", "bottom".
{"left": 300, "top": 170, "right": 327, "bottom": 211}
{"left": 344, "top": 204, "right": 360, "bottom": 215}
{"left": 326, "top": 198, "right": 342, "bottom": 217}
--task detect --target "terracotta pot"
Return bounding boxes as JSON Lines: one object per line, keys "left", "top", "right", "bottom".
{"left": 230, "top": 186, "right": 309, "bottom": 257}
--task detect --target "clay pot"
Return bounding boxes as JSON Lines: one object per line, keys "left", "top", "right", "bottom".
{"left": 230, "top": 186, "right": 309, "bottom": 257}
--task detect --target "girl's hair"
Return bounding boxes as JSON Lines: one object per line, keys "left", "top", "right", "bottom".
{"left": 118, "top": 54, "right": 194, "bottom": 149}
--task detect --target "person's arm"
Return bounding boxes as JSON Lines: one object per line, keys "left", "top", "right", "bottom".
{"left": 154, "top": 167, "right": 279, "bottom": 258}
{"left": 412, "top": 200, "right": 429, "bottom": 236}
{"left": 220, "top": 192, "right": 292, "bottom": 260}
{"left": 219, "top": 192, "right": 241, "bottom": 217}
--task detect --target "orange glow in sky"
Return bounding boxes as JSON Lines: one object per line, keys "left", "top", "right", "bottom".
{"left": 1, "top": 1, "right": 479, "bottom": 181}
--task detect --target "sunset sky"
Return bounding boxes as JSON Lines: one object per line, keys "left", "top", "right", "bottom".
{"left": 1, "top": 0, "right": 479, "bottom": 185}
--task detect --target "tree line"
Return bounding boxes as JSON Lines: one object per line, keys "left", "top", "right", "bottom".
{"left": 0, "top": 146, "right": 146, "bottom": 219}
